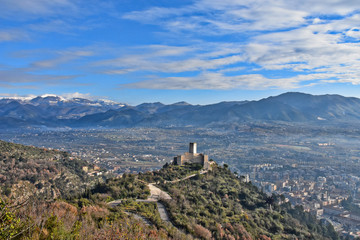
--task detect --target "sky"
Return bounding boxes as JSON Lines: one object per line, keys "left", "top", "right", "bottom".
{"left": 1, "top": 0, "right": 360, "bottom": 104}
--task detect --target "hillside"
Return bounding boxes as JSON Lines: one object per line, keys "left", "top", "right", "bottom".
{"left": 0, "top": 140, "right": 100, "bottom": 200}
{"left": 0, "top": 140, "right": 177, "bottom": 240}
{"left": 0, "top": 141, "right": 340, "bottom": 239}
{"left": 135, "top": 163, "right": 339, "bottom": 240}
{"left": 1, "top": 196, "right": 170, "bottom": 240}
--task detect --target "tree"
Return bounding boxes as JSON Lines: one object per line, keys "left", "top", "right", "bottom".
{"left": 265, "top": 195, "right": 275, "bottom": 211}
{"left": 0, "top": 198, "right": 28, "bottom": 239}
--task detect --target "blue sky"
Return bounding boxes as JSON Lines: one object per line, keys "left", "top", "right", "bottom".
{"left": 1, "top": 0, "right": 360, "bottom": 104}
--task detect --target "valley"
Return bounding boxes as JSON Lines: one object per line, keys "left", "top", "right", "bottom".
{"left": 2, "top": 92, "right": 360, "bottom": 238}
{"left": 2, "top": 122, "right": 360, "bottom": 175}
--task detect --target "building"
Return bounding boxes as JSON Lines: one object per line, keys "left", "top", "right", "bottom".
{"left": 174, "top": 142, "right": 212, "bottom": 170}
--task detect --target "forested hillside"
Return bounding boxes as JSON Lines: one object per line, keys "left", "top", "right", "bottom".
{"left": 137, "top": 164, "right": 339, "bottom": 240}
{"left": 0, "top": 140, "right": 177, "bottom": 240}
{"left": 0, "top": 140, "right": 99, "bottom": 200}
{"left": 0, "top": 141, "right": 340, "bottom": 239}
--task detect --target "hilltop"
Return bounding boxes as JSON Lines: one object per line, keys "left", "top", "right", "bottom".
{"left": 0, "top": 140, "right": 341, "bottom": 239}
{"left": 134, "top": 163, "right": 339, "bottom": 239}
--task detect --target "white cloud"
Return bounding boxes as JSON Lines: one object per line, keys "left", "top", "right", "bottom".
{"left": 0, "top": 30, "right": 28, "bottom": 42}
{"left": 3, "top": 0, "right": 360, "bottom": 92}
{"left": 117, "top": 0, "right": 360, "bottom": 90}
{"left": 98, "top": 43, "right": 245, "bottom": 74}
{"left": 27, "top": 19, "right": 95, "bottom": 34}
{"left": 243, "top": 21, "right": 360, "bottom": 81}
{"left": 0, "top": 84, "right": 38, "bottom": 89}
{"left": 0, "top": 69, "right": 78, "bottom": 84}
{"left": 0, "top": 92, "right": 95, "bottom": 100}
{"left": 123, "top": 0, "right": 360, "bottom": 34}
{"left": 61, "top": 92, "right": 92, "bottom": 99}
{"left": 121, "top": 71, "right": 333, "bottom": 90}
{"left": 0, "top": 0, "right": 113, "bottom": 43}
{"left": 30, "top": 50, "right": 94, "bottom": 69}
{"left": 0, "top": 0, "right": 121, "bottom": 21}
{"left": 0, "top": 93, "right": 37, "bottom": 99}
{"left": 0, "top": 0, "right": 77, "bottom": 20}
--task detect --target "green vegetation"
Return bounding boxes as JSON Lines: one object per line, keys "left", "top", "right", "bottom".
{"left": 146, "top": 164, "right": 339, "bottom": 240}
{"left": 90, "top": 173, "right": 150, "bottom": 200}
{"left": 0, "top": 196, "right": 170, "bottom": 240}
{"left": 73, "top": 172, "right": 191, "bottom": 239}
{"left": 138, "top": 162, "right": 204, "bottom": 183}
{"left": 117, "top": 200, "right": 192, "bottom": 239}
{"left": 0, "top": 198, "right": 29, "bottom": 239}
{"left": 341, "top": 196, "right": 360, "bottom": 215}
{"left": 0, "top": 140, "right": 99, "bottom": 200}
{"left": 0, "top": 140, "right": 342, "bottom": 239}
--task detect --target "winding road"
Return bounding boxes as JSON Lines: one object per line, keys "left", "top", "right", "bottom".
{"left": 109, "top": 170, "right": 208, "bottom": 226}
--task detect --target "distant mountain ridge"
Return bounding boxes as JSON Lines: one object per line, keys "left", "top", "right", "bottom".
{"left": 2, "top": 92, "right": 360, "bottom": 128}
{"left": 0, "top": 95, "right": 126, "bottom": 128}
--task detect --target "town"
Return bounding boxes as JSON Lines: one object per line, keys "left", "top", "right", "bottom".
{"left": 245, "top": 163, "right": 360, "bottom": 238}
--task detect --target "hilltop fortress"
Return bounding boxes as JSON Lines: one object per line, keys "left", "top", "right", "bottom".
{"left": 174, "top": 142, "right": 213, "bottom": 170}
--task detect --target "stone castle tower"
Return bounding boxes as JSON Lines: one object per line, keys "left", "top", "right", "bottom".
{"left": 174, "top": 142, "right": 212, "bottom": 170}
{"left": 189, "top": 142, "right": 197, "bottom": 154}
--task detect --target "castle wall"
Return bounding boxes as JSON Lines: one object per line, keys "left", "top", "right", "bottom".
{"left": 173, "top": 143, "right": 212, "bottom": 170}
{"left": 180, "top": 152, "right": 204, "bottom": 165}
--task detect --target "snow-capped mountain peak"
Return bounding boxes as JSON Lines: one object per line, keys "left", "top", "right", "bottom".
{"left": 0, "top": 94, "right": 127, "bottom": 121}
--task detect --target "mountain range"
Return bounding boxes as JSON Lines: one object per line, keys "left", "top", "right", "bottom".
{"left": 0, "top": 95, "right": 126, "bottom": 128}
{"left": 2, "top": 92, "right": 360, "bottom": 128}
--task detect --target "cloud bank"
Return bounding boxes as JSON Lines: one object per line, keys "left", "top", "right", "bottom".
{"left": 116, "top": 0, "right": 360, "bottom": 89}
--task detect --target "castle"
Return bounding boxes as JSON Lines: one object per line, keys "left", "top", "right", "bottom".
{"left": 173, "top": 142, "right": 212, "bottom": 170}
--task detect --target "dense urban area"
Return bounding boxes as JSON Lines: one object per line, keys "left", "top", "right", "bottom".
{"left": 2, "top": 123, "right": 360, "bottom": 238}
